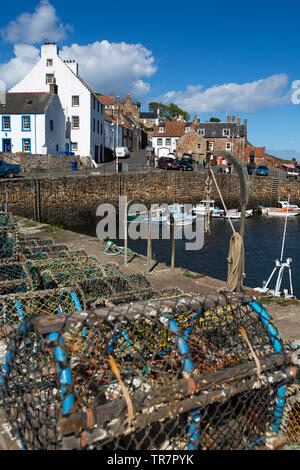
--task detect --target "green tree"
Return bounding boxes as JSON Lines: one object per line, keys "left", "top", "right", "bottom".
{"left": 148, "top": 102, "right": 190, "bottom": 121}
{"left": 209, "top": 117, "right": 221, "bottom": 122}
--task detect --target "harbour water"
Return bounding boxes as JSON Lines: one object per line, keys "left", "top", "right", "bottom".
{"left": 70, "top": 214, "right": 300, "bottom": 299}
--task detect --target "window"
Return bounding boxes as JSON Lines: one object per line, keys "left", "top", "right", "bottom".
{"left": 93, "top": 118, "right": 96, "bottom": 132}
{"left": 208, "top": 142, "right": 214, "bottom": 151}
{"left": 97, "top": 101, "right": 99, "bottom": 113}
{"left": 198, "top": 143, "right": 202, "bottom": 150}
{"left": 2, "top": 116, "right": 11, "bottom": 131}
{"left": 159, "top": 126, "right": 165, "bottom": 132}
{"left": 185, "top": 126, "right": 190, "bottom": 133}
{"left": 71, "top": 142, "right": 78, "bottom": 152}
{"left": 101, "top": 123, "right": 103, "bottom": 135}
{"left": 101, "top": 104, "right": 104, "bottom": 114}
{"left": 198, "top": 129, "right": 205, "bottom": 136}
{"left": 49, "top": 120, "right": 54, "bottom": 132}
{"left": 22, "top": 139, "right": 31, "bottom": 153}
{"left": 93, "top": 97, "right": 96, "bottom": 110}
{"left": 46, "top": 74, "right": 54, "bottom": 84}
{"left": 72, "top": 116, "right": 80, "bottom": 129}
{"left": 226, "top": 142, "right": 231, "bottom": 151}
{"left": 97, "top": 120, "right": 99, "bottom": 134}
{"left": 223, "top": 128, "right": 230, "bottom": 137}
{"left": 157, "top": 138, "right": 163, "bottom": 146}
{"left": 22, "top": 116, "right": 31, "bottom": 131}
{"left": 165, "top": 138, "right": 171, "bottom": 146}
{"left": 46, "top": 59, "right": 53, "bottom": 67}
{"left": 72, "top": 96, "right": 80, "bottom": 107}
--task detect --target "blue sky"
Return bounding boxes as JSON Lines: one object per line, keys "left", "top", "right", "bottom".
{"left": 0, "top": 0, "right": 300, "bottom": 159}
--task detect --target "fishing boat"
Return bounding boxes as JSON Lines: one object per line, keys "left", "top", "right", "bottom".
{"left": 254, "top": 198, "right": 297, "bottom": 299}
{"left": 191, "top": 200, "right": 216, "bottom": 215}
{"left": 212, "top": 209, "right": 253, "bottom": 219}
{"left": 262, "top": 200, "right": 300, "bottom": 217}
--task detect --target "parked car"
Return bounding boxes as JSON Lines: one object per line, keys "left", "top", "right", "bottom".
{"left": 246, "top": 164, "right": 253, "bottom": 175}
{"left": 182, "top": 154, "right": 193, "bottom": 163}
{"left": 286, "top": 169, "right": 298, "bottom": 179}
{"left": 256, "top": 165, "right": 269, "bottom": 176}
{"left": 176, "top": 159, "right": 193, "bottom": 171}
{"left": 115, "top": 147, "right": 130, "bottom": 159}
{"left": 0, "top": 159, "right": 21, "bottom": 178}
{"left": 158, "top": 157, "right": 180, "bottom": 170}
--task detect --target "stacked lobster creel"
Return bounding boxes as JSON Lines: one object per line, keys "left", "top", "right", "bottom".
{"left": 1, "top": 293, "right": 299, "bottom": 450}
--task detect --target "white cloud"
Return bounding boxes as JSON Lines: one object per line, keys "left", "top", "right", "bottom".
{"left": 1, "top": 0, "right": 72, "bottom": 44}
{"left": 156, "top": 74, "right": 291, "bottom": 113}
{"left": 0, "top": 44, "right": 40, "bottom": 89}
{"left": 60, "top": 41, "right": 157, "bottom": 97}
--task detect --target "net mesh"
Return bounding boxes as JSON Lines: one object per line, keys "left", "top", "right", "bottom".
{"left": 0, "top": 213, "right": 299, "bottom": 451}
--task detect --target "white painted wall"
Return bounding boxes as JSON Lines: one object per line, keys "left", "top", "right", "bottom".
{"left": 0, "top": 95, "right": 65, "bottom": 155}
{"left": 152, "top": 136, "right": 179, "bottom": 156}
{"left": 10, "top": 43, "right": 105, "bottom": 160}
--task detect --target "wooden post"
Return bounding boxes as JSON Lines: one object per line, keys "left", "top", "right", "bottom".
{"left": 170, "top": 213, "right": 175, "bottom": 269}
{"left": 124, "top": 201, "right": 128, "bottom": 266}
{"left": 146, "top": 206, "right": 152, "bottom": 273}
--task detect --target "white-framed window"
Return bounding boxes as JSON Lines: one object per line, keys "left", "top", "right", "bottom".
{"left": 165, "top": 138, "right": 171, "bottom": 146}
{"left": 2, "top": 116, "right": 11, "bottom": 130}
{"left": 198, "top": 129, "right": 205, "bottom": 136}
{"left": 208, "top": 142, "right": 214, "bottom": 151}
{"left": 71, "top": 142, "right": 78, "bottom": 152}
{"left": 185, "top": 126, "right": 190, "bottom": 133}
{"left": 159, "top": 126, "right": 165, "bottom": 132}
{"left": 23, "top": 139, "right": 31, "bottom": 153}
{"left": 223, "top": 128, "right": 230, "bottom": 137}
{"left": 46, "top": 59, "right": 53, "bottom": 67}
{"left": 46, "top": 74, "right": 54, "bottom": 84}
{"left": 157, "top": 138, "right": 163, "bottom": 146}
{"left": 72, "top": 95, "right": 80, "bottom": 107}
{"left": 72, "top": 116, "right": 80, "bottom": 129}
{"left": 226, "top": 142, "right": 232, "bottom": 151}
{"left": 198, "top": 143, "right": 202, "bottom": 150}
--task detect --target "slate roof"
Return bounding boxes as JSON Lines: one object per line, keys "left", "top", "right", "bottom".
{"left": 0, "top": 93, "right": 53, "bottom": 115}
{"left": 140, "top": 112, "right": 157, "bottom": 119}
{"left": 195, "top": 122, "right": 246, "bottom": 138}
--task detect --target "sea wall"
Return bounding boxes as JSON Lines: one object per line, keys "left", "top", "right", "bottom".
{"left": 1, "top": 171, "right": 300, "bottom": 226}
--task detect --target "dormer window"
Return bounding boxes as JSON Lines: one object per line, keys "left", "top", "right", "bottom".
{"left": 185, "top": 126, "right": 190, "bottom": 133}
{"left": 198, "top": 129, "right": 205, "bottom": 136}
{"left": 223, "top": 129, "right": 231, "bottom": 137}
{"left": 159, "top": 126, "right": 165, "bottom": 132}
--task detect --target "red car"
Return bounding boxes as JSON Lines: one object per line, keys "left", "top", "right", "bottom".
{"left": 158, "top": 157, "right": 180, "bottom": 170}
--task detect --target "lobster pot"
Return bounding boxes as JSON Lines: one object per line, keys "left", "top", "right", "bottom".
{"left": 0, "top": 228, "right": 19, "bottom": 262}
{"left": 0, "top": 294, "right": 299, "bottom": 451}
{"left": 0, "top": 287, "right": 85, "bottom": 329}
{"left": 0, "top": 262, "right": 32, "bottom": 295}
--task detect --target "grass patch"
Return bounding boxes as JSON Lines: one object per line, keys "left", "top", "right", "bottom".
{"left": 23, "top": 221, "right": 38, "bottom": 228}
{"left": 42, "top": 225, "right": 63, "bottom": 233}
{"left": 260, "top": 296, "right": 300, "bottom": 307}
{"left": 182, "top": 271, "right": 195, "bottom": 278}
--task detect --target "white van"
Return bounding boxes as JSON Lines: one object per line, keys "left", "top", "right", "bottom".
{"left": 115, "top": 147, "right": 130, "bottom": 158}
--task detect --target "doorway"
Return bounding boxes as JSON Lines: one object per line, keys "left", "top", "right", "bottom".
{"left": 2, "top": 139, "right": 12, "bottom": 153}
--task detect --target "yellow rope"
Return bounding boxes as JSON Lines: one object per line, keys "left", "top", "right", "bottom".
{"left": 209, "top": 168, "right": 245, "bottom": 292}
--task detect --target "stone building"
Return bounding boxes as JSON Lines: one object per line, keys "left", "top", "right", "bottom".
{"left": 176, "top": 124, "right": 206, "bottom": 162}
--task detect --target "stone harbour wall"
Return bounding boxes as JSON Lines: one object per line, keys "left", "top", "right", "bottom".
{"left": 0, "top": 152, "right": 92, "bottom": 172}
{"left": 1, "top": 171, "right": 300, "bottom": 226}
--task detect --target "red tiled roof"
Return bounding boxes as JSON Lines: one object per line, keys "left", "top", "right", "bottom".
{"left": 99, "top": 95, "right": 114, "bottom": 105}
{"left": 153, "top": 121, "right": 186, "bottom": 137}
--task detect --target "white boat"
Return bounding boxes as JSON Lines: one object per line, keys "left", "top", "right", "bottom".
{"left": 192, "top": 200, "right": 216, "bottom": 215}
{"left": 254, "top": 197, "right": 297, "bottom": 299}
{"left": 212, "top": 209, "right": 253, "bottom": 219}
{"left": 262, "top": 200, "right": 300, "bottom": 217}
